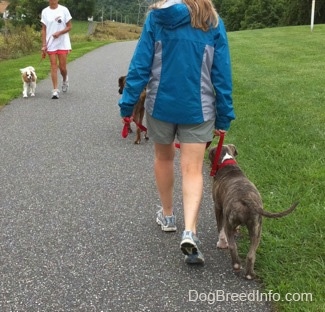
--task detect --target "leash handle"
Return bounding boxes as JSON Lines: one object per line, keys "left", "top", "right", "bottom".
{"left": 122, "top": 117, "right": 131, "bottom": 138}
{"left": 121, "top": 116, "right": 147, "bottom": 138}
{"left": 210, "top": 132, "right": 225, "bottom": 176}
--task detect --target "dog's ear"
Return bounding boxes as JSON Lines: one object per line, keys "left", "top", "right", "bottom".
{"left": 208, "top": 147, "right": 216, "bottom": 164}
{"left": 118, "top": 76, "right": 127, "bottom": 94}
{"left": 118, "top": 76, "right": 126, "bottom": 86}
{"left": 228, "top": 144, "right": 238, "bottom": 157}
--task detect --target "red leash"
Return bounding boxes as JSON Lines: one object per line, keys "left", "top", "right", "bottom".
{"left": 174, "top": 131, "right": 228, "bottom": 176}
{"left": 121, "top": 117, "right": 131, "bottom": 138}
{"left": 122, "top": 117, "right": 147, "bottom": 138}
{"left": 210, "top": 132, "right": 225, "bottom": 176}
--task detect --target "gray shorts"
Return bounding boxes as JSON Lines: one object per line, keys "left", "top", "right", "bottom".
{"left": 146, "top": 112, "right": 215, "bottom": 144}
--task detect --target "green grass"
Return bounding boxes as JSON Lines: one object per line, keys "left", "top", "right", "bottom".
{"left": 219, "top": 25, "right": 324, "bottom": 311}
{"left": 0, "top": 22, "right": 324, "bottom": 311}
{"left": 0, "top": 20, "right": 141, "bottom": 106}
{"left": 70, "top": 20, "right": 91, "bottom": 36}
{"left": 0, "top": 40, "right": 108, "bottom": 105}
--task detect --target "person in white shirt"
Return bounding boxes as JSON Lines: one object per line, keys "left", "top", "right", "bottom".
{"left": 41, "top": 0, "right": 72, "bottom": 99}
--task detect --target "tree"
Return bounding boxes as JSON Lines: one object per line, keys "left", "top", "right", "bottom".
{"left": 94, "top": 0, "right": 140, "bottom": 24}
{"left": 215, "top": 0, "right": 325, "bottom": 31}
{"left": 5, "top": 0, "right": 325, "bottom": 31}
{"left": 64, "top": 0, "right": 96, "bottom": 20}
{"left": 215, "top": 0, "right": 250, "bottom": 31}
{"left": 281, "top": 0, "right": 325, "bottom": 26}
{"left": 6, "top": 0, "right": 96, "bottom": 29}
{"left": 240, "top": 0, "right": 285, "bottom": 30}
{"left": 6, "top": 0, "right": 46, "bottom": 29}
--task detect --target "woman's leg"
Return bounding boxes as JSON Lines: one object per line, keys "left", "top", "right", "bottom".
{"left": 179, "top": 142, "right": 206, "bottom": 263}
{"left": 180, "top": 142, "right": 206, "bottom": 234}
{"left": 48, "top": 54, "right": 58, "bottom": 90}
{"left": 154, "top": 142, "right": 175, "bottom": 217}
{"left": 58, "top": 53, "right": 68, "bottom": 82}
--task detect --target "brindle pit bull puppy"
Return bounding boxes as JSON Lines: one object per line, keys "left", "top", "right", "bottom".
{"left": 209, "top": 144, "right": 298, "bottom": 280}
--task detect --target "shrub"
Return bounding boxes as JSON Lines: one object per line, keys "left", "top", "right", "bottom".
{"left": 0, "top": 23, "right": 41, "bottom": 60}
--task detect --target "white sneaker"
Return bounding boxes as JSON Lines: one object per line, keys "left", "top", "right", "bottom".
{"left": 181, "top": 230, "right": 205, "bottom": 264}
{"left": 51, "top": 89, "right": 59, "bottom": 99}
{"left": 62, "top": 77, "right": 69, "bottom": 92}
{"left": 156, "top": 207, "right": 177, "bottom": 232}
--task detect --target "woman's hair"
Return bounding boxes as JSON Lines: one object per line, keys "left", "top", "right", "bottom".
{"left": 149, "top": 0, "right": 219, "bottom": 31}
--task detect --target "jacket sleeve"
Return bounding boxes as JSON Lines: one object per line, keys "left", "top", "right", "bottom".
{"left": 119, "top": 14, "right": 155, "bottom": 117}
{"left": 211, "top": 18, "right": 235, "bottom": 130}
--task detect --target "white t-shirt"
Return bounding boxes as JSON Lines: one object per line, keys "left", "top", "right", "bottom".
{"left": 41, "top": 4, "right": 72, "bottom": 52}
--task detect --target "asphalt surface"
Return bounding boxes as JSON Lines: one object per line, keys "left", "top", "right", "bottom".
{"left": 0, "top": 41, "right": 273, "bottom": 312}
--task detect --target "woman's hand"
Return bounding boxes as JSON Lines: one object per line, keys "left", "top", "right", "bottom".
{"left": 52, "top": 31, "right": 61, "bottom": 39}
{"left": 214, "top": 129, "right": 227, "bottom": 136}
{"left": 41, "top": 45, "right": 47, "bottom": 58}
{"left": 121, "top": 117, "right": 133, "bottom": 138}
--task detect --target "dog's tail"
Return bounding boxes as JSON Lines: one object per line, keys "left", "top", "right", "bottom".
{"left": 244, "top": 200, "right": 299, "bottom": 218}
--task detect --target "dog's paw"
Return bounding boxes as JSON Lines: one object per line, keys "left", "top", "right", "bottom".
{"left": 30, "top": 93, "right": 35, "bottom": 97}
{"left": 23, "top": 95, "right": 28, "bottom": 98}
{"left": 233, "top": 263, "right": 241, "bottom": 271}
{"left": 217, "top": 240, "right": 228, "bottom": 249}
{"left": 245, "top": 273, "right": 255, "bottom": 280}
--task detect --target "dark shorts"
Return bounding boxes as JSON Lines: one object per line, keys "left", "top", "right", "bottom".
{"left": 146, "top": 112, "right": 215, "bottom": 144}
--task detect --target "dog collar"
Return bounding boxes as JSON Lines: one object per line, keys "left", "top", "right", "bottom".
{"left": 218, "top": 159, "right": 237, "bottom": 170}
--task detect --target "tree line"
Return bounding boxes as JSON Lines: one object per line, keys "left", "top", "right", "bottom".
{"left": 3, "top": 0, "right": 95, "bottom": 28}
{"left": 215, "top": 0, "right": 325, "bottom": 31}
{"left": 3, "top": 0, "right": 325, "bottom": 31}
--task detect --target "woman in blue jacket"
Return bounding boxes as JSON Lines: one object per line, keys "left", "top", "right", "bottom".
{"left": 119, "top": 0, "right": 235, "bottom": 264}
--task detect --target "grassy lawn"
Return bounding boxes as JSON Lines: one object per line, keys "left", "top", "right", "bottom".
{"left": 0, "top": 20, "right": 141, "bottom": 106}
{"left": 224, "top": 25, "right": 325, "bottom": 311}
{"left": 0, "top": 41, "right": 108, "bottom": 105}
{"left": 0, "top": 21, "right": 324, "bottom": 311}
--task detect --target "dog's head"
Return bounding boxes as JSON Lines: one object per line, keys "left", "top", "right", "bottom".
{"left": 20, "top": 66, "right": 36, "bottom": 82}
{"left": 118, "top": 75, "right": 126, "bottom": 94}
{"left": 209, "top": 144, "right": 238, "bottom": 166}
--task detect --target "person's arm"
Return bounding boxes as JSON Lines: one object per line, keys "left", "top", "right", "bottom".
{"left": 211, "top": 18, "right": 235, "bottom": 131}
{"left": 119, "top": 13, "right": 155, "bottom": 117}
{"left": 61, "top": 19, "right": 72, "bottom": 35}
{"left": 41, "top": 23, "right": 47, "bottom": 56}
{"left": 52, "top": 20, "right": 72, "bottom": 39}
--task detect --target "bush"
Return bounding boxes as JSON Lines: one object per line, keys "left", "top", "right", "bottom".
{"left": 0, "top": 23, "right": 41, "bottom": 60}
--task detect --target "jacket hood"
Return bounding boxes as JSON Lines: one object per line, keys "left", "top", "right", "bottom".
{"left": 150, "top": 3, "right": 191, "bottom": 29}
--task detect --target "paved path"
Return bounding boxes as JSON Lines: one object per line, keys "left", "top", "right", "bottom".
{"left": 0, "top": 42, "right": 272, "bottom": 312}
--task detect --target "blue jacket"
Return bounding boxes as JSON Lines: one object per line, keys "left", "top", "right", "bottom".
{"left": 119, "top": 3, "right": 235, "bottom": 130}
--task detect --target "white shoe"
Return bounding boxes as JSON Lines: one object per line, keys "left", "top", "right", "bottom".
{"left": 62, "top": 77, "right": 69, "bottom": 92}
{"left": 51, "top": 89, "right": 59, "bottom": 99}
